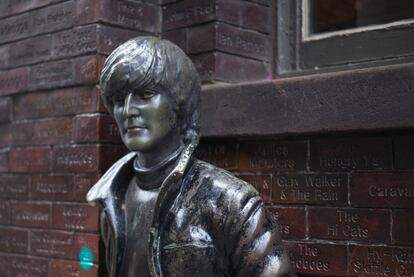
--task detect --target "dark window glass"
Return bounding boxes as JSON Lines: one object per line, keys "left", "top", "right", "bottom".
{"left": 310, "top": 0, "right": 414, "bottom": 34}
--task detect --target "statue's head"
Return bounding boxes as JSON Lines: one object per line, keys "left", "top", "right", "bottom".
{"left": 100, "top": 37, "right": 200, "bottom": 153}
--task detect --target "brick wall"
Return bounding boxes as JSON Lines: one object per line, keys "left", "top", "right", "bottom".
{"left": 1, "top": 0, "right": 412, "bottom": 277}
{"left": 0, "top": 0, "right": 161, "bottom": 276}
{"left": 196, "top": 134, "right": 414, "bottom": 276}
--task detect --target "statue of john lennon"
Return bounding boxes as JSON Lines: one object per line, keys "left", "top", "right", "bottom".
{"left": 87, "top": 36, "right": 294, "bottom": 277}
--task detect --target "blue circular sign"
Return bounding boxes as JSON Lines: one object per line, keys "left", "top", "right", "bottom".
{"left": 79, "top": 247, "right": 94, "bottom": 270}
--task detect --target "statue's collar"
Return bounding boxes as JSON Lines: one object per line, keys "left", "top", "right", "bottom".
{"left": 86, "top": 140, "right": 197, "bottom": 207}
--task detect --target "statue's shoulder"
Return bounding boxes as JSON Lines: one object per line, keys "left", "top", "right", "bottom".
{"left": 190, "top": 159, "right": 260, "bottom": 201}
{"left": 86, "top": 152, "right": 136, "bottom": 206}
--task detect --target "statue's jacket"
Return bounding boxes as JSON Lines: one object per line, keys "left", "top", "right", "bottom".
{"left": 87, "top": 143, "right": 293, "bottom": 277}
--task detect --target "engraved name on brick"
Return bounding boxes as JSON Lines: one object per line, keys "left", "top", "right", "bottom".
{"left": 0, "top": 228, "right": 28, "bottom": 253}
{"left": 352, "top": 174, "right": 414, "bottom": 208}
{"left": 311, "top": 138, "right": 391, "bottom": 171}
{"left": 117, "top": 1, "right": 144, "bottom": 29}
{"left": 12, "top": 203, "right": 50, "bottom": 227}
{"left": 0, "top": 67, "right": 29, "bottom": 96}
{"left": 288, "top": 242, "right": 347, "bottom": 276}
{"left": 53, "top": 204, "right": 98, "bottom": 231}
{"left": 31, "top": 60, "right": 73, "bottom": 89}
{"left": 53, "top": 26, "right": 96, "bottom": 58}
{"left": 349, "top": 246, "right": 414, "bottom": 276}
{"left": 10, "top": 257, "right": 48, "bottom": 277}
{"left": 273, "top": 174, "right": 347, "bottom": 205}
{"left": 309, "top": 208, "right": 390, "bottom": 242}
{"left": 31, "top": 231, "right": 73, "bottom": 258}
{"left": 196, "top": 142, "right": 237, "bottom": 170}
{"left": 239, "top": 142, "right": 306, "bottom": 171}
{"left": 164, "top": 0, "right": 215, "bottom": 30}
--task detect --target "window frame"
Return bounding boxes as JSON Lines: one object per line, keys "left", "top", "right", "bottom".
{"left": 276, "top": 0, "right": 414, "bottom": 76}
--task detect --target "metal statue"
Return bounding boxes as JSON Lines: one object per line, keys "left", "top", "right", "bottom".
{"left": 87, "top": 37, "right": 294, "bottom": 277}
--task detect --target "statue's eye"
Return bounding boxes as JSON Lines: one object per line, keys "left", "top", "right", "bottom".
{"left": 140, "top": 91, "right": 155, "bottom": 99}
{"left": 112, "top": 94, "right": 124, "bottom": 104}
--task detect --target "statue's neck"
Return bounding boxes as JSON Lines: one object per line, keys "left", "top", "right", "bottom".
{"left": 133, "top": 145, "right": 183, "bottom": 190}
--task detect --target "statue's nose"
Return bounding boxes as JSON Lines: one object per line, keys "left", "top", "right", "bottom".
{"left": 124, "top": 93, "right": 140, "bottom": 117}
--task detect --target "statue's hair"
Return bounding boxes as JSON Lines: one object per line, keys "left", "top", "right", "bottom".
{"left": 100, "top": 36, "right": 201, "bottom": 143}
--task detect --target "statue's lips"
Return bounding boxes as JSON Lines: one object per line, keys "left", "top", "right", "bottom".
{"left": 127, "top": 125, "right": 146, "bottom": 131}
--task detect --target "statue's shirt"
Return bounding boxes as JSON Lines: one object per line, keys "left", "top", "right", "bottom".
{"left": 124, "top": 176, "right": 160, "bottom": 277}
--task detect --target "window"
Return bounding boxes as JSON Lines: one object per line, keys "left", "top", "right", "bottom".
{"left": 276, "top": 0, "right": 414, "bottom": 75}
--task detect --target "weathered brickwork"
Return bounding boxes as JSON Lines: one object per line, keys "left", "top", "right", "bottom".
{"left": 0, "top": 1, "right": 157, "bottom": 276}
{"left": 0, "top": 1, "right": 411, "bottom": 277}
{"left": 162, "top": 0, "right": 272, "bottom": 83}
{"left": 196, "top": 134, "right": 414, "bottom": 276}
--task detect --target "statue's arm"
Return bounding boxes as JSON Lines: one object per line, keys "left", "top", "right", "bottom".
{"left": 229, "top": 195, "right": 295, "bottom": 277}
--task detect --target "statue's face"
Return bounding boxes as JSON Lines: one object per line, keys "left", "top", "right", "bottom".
{"left": 112, "top": 88, "right": 179, "bottom": 153}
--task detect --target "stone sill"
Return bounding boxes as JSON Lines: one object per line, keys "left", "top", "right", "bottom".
{"left": 199, "top": 62, "right": 414, "bottom": 138}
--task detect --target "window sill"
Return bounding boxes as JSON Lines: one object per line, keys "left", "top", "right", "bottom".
{"left": 200, "top": 62, "right": 414, "bottom": 138}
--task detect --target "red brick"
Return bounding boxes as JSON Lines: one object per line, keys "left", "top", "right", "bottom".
{"left": 75, "top": 55, "right": 105, "bottom": 85}
{"left": 10, "top": 35, "right": 52, "bottom": 67}
{"left": 272, "top": 174, "right": 348, "bottom": 205}
{"left": 0, "top": 227, "right": 28, "bottom": 253}
{"left": 268, "top": 207, "right": 306, "bottom": 239}
{"left": 0, "top": 1, "right": 75, "bottom": 44}
{"left": 239, "top": 174, "right": 271, "bottom": 203}
{"left": 77, "top": 0, "right": 160, "bottom": 33}
{"left": 0, "top": 150, "right": 9, "bottom": 172}
{"left": 162, "top": 28, "right": 187, "bottom": 52}
{"left": 11, "top": 202, "right": 51, "bottom": 227}
{"left": 239, "top": 141, "right": 307, "bottom": 171}
{"left": 31, "top": 230, "right": 74, "bottom": 258}
{"left": 286, "top": 241, "right": 348, "bottom": 276}
{"left": 308, "top": 208, "right": 391, "bottom": 243}
{"left": 74, "top": 233, "right": 100, "bottom": 261}
{"left": 9, "top": 256, "right": 49, "bottom": 277}
{"left": 52, "top": 203, "right": 99, "bottom": 231}
{"left": 9, "top": 147, "right": 50, "bottom": 173}
{"left": 393, "top": 210, "right": 414, "bottom": 245}
{"left": 0, "top": 0, "right": 9, "bottom": 18}
{"left": 31, "top": 174, "right": 74, "bottom": 201}
{"left": 0, "top": 67, "right": 29, "bottom": 96}
{"left": 10, "top": 0, "right": 66, "bottom": 15}
{"left": 0, "top": 97, "right": 12, "bottom": 123}
{"left": 188, "top": 22, "right": 270, "bottom": 61}
{"left": 74, "top": 174, "right": 100, "bottom": 201}
{"left": 216, "top": 0, "right": 270, "bottom": 33}
{"left": 351, "top": 173, "right": 414, "bottom": 208}
{"left": 0, "top": 44, "right": 10, "bottom": 69}
{"left": 349, "top": 245, "right": 414, "bottom": 276}
{"left": 192, "top": 52, "right": 271, "bottom": 83}
{"left": 74, "top": 114, "right": 121, "bottom": 143}
{"left": 52, "top": 25, "right": 98, "bottom": 59}
{"left": 0, "top": 253, "right": 8, "bottom": 277}
{"left": 30, "top": 59, "right": 74, "bottom": 90}
{"left": 96, "top": 25, "right": 143, "bottom": 55}
{"left": 310, "top": 137, "right": 392, "bottom": 171}
{"left": 0, "top": 175, "right": 29, "bottom": 200}
{"left": 0, "top": 201, "right": 10, "bottom": 224}
{"left": 51, "top": 259, "right": 98, "bottom": 277}
{"left": 53, "top": 86, "right": 104, "bottom": 115}
{"left": 13, "top": 117, "right": 74, "bottom": 146}
{"left": 191, "top": 52, "right": 215, "bottom": 82}
{"left": 14, "top": 86, "right": 101, "bottom": 119}
{"left": 163, "top": 0, "right": 215, "bottom": 30}
{"left": 100, "top": 145, "right": 129, "bottom": 171}
{"left": 394, "top": 135, "right": 414, "bottom": 170}
{"left": 195, "top": 141, "right": 238, "bottom": 170}
{"left": 0, "top": 125, "right": 12, "bottom": 147}
{"left": 53, "top": 145, "right": 99, "bottom": 173}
